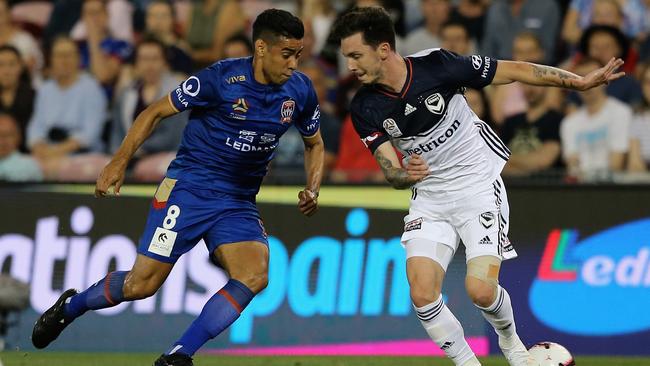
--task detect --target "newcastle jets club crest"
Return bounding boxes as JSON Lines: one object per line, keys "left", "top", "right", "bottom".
{"left": 281, "top": 100, "right": 295, "bottom": 123}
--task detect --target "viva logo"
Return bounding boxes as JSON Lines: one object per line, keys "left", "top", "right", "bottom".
{"left": 530, "top": 219, "right": 650, "bottom": 336}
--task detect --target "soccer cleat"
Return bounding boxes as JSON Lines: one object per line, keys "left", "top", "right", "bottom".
{"left": 498, "top": 334, "right": 538, "bottom": 366}
{"left": 31, "top": 288, "right": 78, "bottom": 349}
{"left": 153, "top": 353, "right": 194, "bottom": 366}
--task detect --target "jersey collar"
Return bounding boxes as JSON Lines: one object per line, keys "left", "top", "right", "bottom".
{"left": 373, "top": 57, "right": 413, "bottom": 99}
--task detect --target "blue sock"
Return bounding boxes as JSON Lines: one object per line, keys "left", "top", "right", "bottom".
{"left": 63, "top": 271, "right": 128, "bottom": 321}
{"left": 166, "top": 279, "right": 255, "bottom": 356}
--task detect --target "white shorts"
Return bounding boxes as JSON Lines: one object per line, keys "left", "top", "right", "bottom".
{"left": 401, "top": 177, "right": 517, "bottom": 265}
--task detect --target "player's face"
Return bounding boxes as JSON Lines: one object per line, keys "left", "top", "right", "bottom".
{"left": 341, "top": 33, "right": 383, "bottom": 85}
{"left": 261, "top": 37, "right": 303, "bottom": 85}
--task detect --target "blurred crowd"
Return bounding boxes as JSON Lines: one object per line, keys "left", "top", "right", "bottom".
{"left": 1, "top": 0, "right": 650, "bottom": 185}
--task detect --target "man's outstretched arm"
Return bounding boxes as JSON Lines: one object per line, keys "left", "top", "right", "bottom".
{"left": 95, "top": 96, "right": 178, "bottom": 197}
{"left": 491, "top": 57, "right": 625, "bottom": 91}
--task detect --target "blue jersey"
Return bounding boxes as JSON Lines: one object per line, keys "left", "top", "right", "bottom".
{"left": 166, "top": 57, "right": 320, "bottom": 196}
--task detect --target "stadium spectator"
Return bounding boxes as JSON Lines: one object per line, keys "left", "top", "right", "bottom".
{"left": 628, "top": 64, "right": 650, "bottom": 172}
{"left": 440, "top": 21, "right": 474, "bottom": 56}
{"left": 0, "top": 113, "right": 41, "bottom": 181}
{"left": 501, "top": 84, "right": 563, "bottom": 176}
{"left": 42, "top": 0, "right": 83, "bottom": 52}
{"left": 75, "top": 0, "right": 133, "bottom": 90}
{"left": 448, "top": 0, "right": 490, "bottom": 43}
{"left": 0, "top": 45, "right": 33, "bottom": 153}
{"left": 27, "top": 36, "right": 109, "bottom": 181}
{"left": 489, "top": 32, "right": 544, "bottom": 125}
{"left": 562, "top": 0, "right": 649, "bottom": 46}
{"left": 71, "top": 0, "right": 134, "bottom": 43}
{"left": 403, "top": 0, "right": 451, "bottom": 56}
{"left": 0, "top": 0, "right": 42, "bottom": 78}
{"left": 184, "top": 0, "right": 246, "bottom": 68}
{"left": 222, "top": 33, "right": 253, "bottom": 59}
{"left": 464, "top": 87, "right": 493, "bottom": 126}
{"left": 481, "top": 0, "right": 560, "bottom": 64}
{"left": 560, "top": 58, "right": 631, "bottom": 182}
{"left": 301, "top": 0, "right": 336, "bottom": 56}
{"left": 330, "top": 114, "right": 384, "bottom": 183}
{"left": 143, "top": 0, "right": 192, "bottom": 75}
{"left": 111, "top": 38, "right": 188, "bottom": 182}
{"left": 566, "top": 25, "right": 643, "bottom": 107}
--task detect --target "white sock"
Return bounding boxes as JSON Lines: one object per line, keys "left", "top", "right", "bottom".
{"left": 415, "top": 295, "right": 479, "bottom": 366}
{"left": 476, "top": 285, "right": 517, "bottom": 339}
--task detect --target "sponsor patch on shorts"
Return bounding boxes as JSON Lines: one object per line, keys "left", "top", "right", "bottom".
{"left": 148, "top": 227, "right": 177, "bottom": 257}
{"left": 405, "top": 217, "right": 423, "bottom": 232}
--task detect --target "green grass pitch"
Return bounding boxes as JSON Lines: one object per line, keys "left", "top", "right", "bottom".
{"left": 2, "top": 353, "right": 650, "bottom": 366}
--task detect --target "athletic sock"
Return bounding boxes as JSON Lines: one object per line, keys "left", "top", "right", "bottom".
{"left": 415, "top": 295, "right": 479, "bottom": 366}
{"left": 476, "top": 285, "right": 516, "bottom": 339}
{"left": 166, "top": 279, "right": 255, "bottom": 356}
{"left": 63, "top": 271, "right": 128, "bottom": 321}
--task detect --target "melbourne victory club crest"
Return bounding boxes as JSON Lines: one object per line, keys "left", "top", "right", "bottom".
{"left": 480, "top": 212, "right": 495, "bottom": 229}
{"left": 425, "top": 93, "right": 445, "bottom": 115}
{"left": 281, "top": 100, "right": 295, "bottom": 123}
{"left": 383, "top": 118, "right": 403, "bottom": 137}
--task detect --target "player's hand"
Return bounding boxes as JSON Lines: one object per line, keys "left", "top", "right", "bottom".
{"left": 298, "top": 189, "right": 318, "bottom": 217}
{"left": 405, "top": 154, "right": 430, "bottom": 183}
{"left": 95, "top": 160, "right": 126, "bottom": 198}
{"left": 578, "top": 57, "right": 625, "bottom": 91}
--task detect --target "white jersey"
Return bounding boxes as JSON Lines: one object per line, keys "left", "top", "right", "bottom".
{"left": 350, "top": 48, "right": 510, "bottom": 202}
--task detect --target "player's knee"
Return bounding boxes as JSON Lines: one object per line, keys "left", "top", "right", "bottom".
{"left": 235, "top": 271, "right": 268, "bottom": 294}
{"left": 465, "top": 278, "right": 496, "bottom": 307}
{"left": 409, "top": 280, "right": 442, "bottom": 307}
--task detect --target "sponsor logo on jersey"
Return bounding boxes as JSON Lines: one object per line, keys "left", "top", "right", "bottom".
{"left": 480, "top": 212, "right": 495, "bottom": 229}
{"left": 182, "top": 76, "right": 200, "bottom": 97}
{"left": 281, "top": 100, "right": 296, "bottom": 123}
{"left": 226, "top": 129, "right": 279, "bottom": 152}
{"left": 232, "top": 98, "right": 249, "bottom": 113}
{"left": 404, "top": 103, "right": 417, "bottom": 116}
{"left": 471, "top": 55, "right": 482, "bottom": 70}
{"left": 383, "top": 118, "right": 403, "bottom": 138}
{"left": 405, "top": 120, "right": 460, "bottom": 155}
{"left": 311, "top": 105, "right": 321, "bottom": 121}
{"left": 404, "top": 217, "right": 423, "bottom": 232}
{"left": 481, "top": 56, "right": 491, "bottom": 79}
{"left": 174, "top": 87, "right": 188, "bottom": 108}
{"left": 361, "top": 132, "right": 383, "bottom": 147}
{"left": 424, "top": 93, "right": 445, "bottom": 115}
{"left": 226, "top": 75, "right": 246, "bottom": 84}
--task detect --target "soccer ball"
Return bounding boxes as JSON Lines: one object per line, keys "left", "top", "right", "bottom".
{"left": 528, "top": 342, "right": 575, "bottom": 366}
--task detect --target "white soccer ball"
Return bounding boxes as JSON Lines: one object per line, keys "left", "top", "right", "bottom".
{"left": 528, "top": 342, "right": 575, "bottom": 366}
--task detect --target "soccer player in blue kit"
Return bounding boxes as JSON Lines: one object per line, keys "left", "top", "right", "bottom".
{"left": 31, "top": 9, "right": 323, "bottom": 366}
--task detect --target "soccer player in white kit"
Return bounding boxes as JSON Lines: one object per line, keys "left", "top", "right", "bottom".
{"left": 332, "top": 7, "right": 625, "bottom": 366}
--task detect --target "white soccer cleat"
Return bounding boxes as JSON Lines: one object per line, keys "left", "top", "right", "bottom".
{"left": 498, "top": 335, "right": 538, "bottom": 366}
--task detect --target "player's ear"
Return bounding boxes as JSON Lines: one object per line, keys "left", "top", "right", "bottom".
{"left": 378, "top": 42, "right": 390, "bottom": 60}
{"left": 255, "top": 39, "right": 266, "bottom": 57}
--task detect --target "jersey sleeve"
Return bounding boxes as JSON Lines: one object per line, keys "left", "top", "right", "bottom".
{"left": 436, "top": 49, "right": 498, "bottom": 89}
{"left": 350, "top": 100, "right": 389, "bottom": 154}
{"left": 169, "top": 64, "right": 221, "bottom": 112}
{"left": 294, "top": 85, "right": 320, "bottom": 137}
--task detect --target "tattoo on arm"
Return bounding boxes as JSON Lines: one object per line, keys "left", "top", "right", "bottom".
{"left": 532, "top": 65, "right": 579, "bottom": 89}
{"left": 374, "top": 150, "right": 413, "bottom": 189}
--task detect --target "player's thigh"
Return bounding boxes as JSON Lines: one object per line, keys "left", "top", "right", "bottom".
{"left": 455, "top": 187, "right": 505, "bottom": 262}
{"left": 137, "top": 178, "right": 214, "bottom": 264}
{"left": 465, "top": 255, "right": 501, "bottom": 306}
{"left": 405, "top": 238, "right": 455, "bottom": 307}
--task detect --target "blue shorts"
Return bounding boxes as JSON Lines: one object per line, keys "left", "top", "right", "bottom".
{"left": 137, "top": 178, "right": 269, "bottom": 264}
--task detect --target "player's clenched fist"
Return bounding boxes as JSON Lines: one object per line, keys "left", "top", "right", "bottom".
{"left": 406, "top": 154, "right": 430, "bottom": 182}
{"left": 95, "top": 160, "right": 126, "bottom": 198}
{"left": 298, "top": 189, "right": 319, "bottom": 217}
